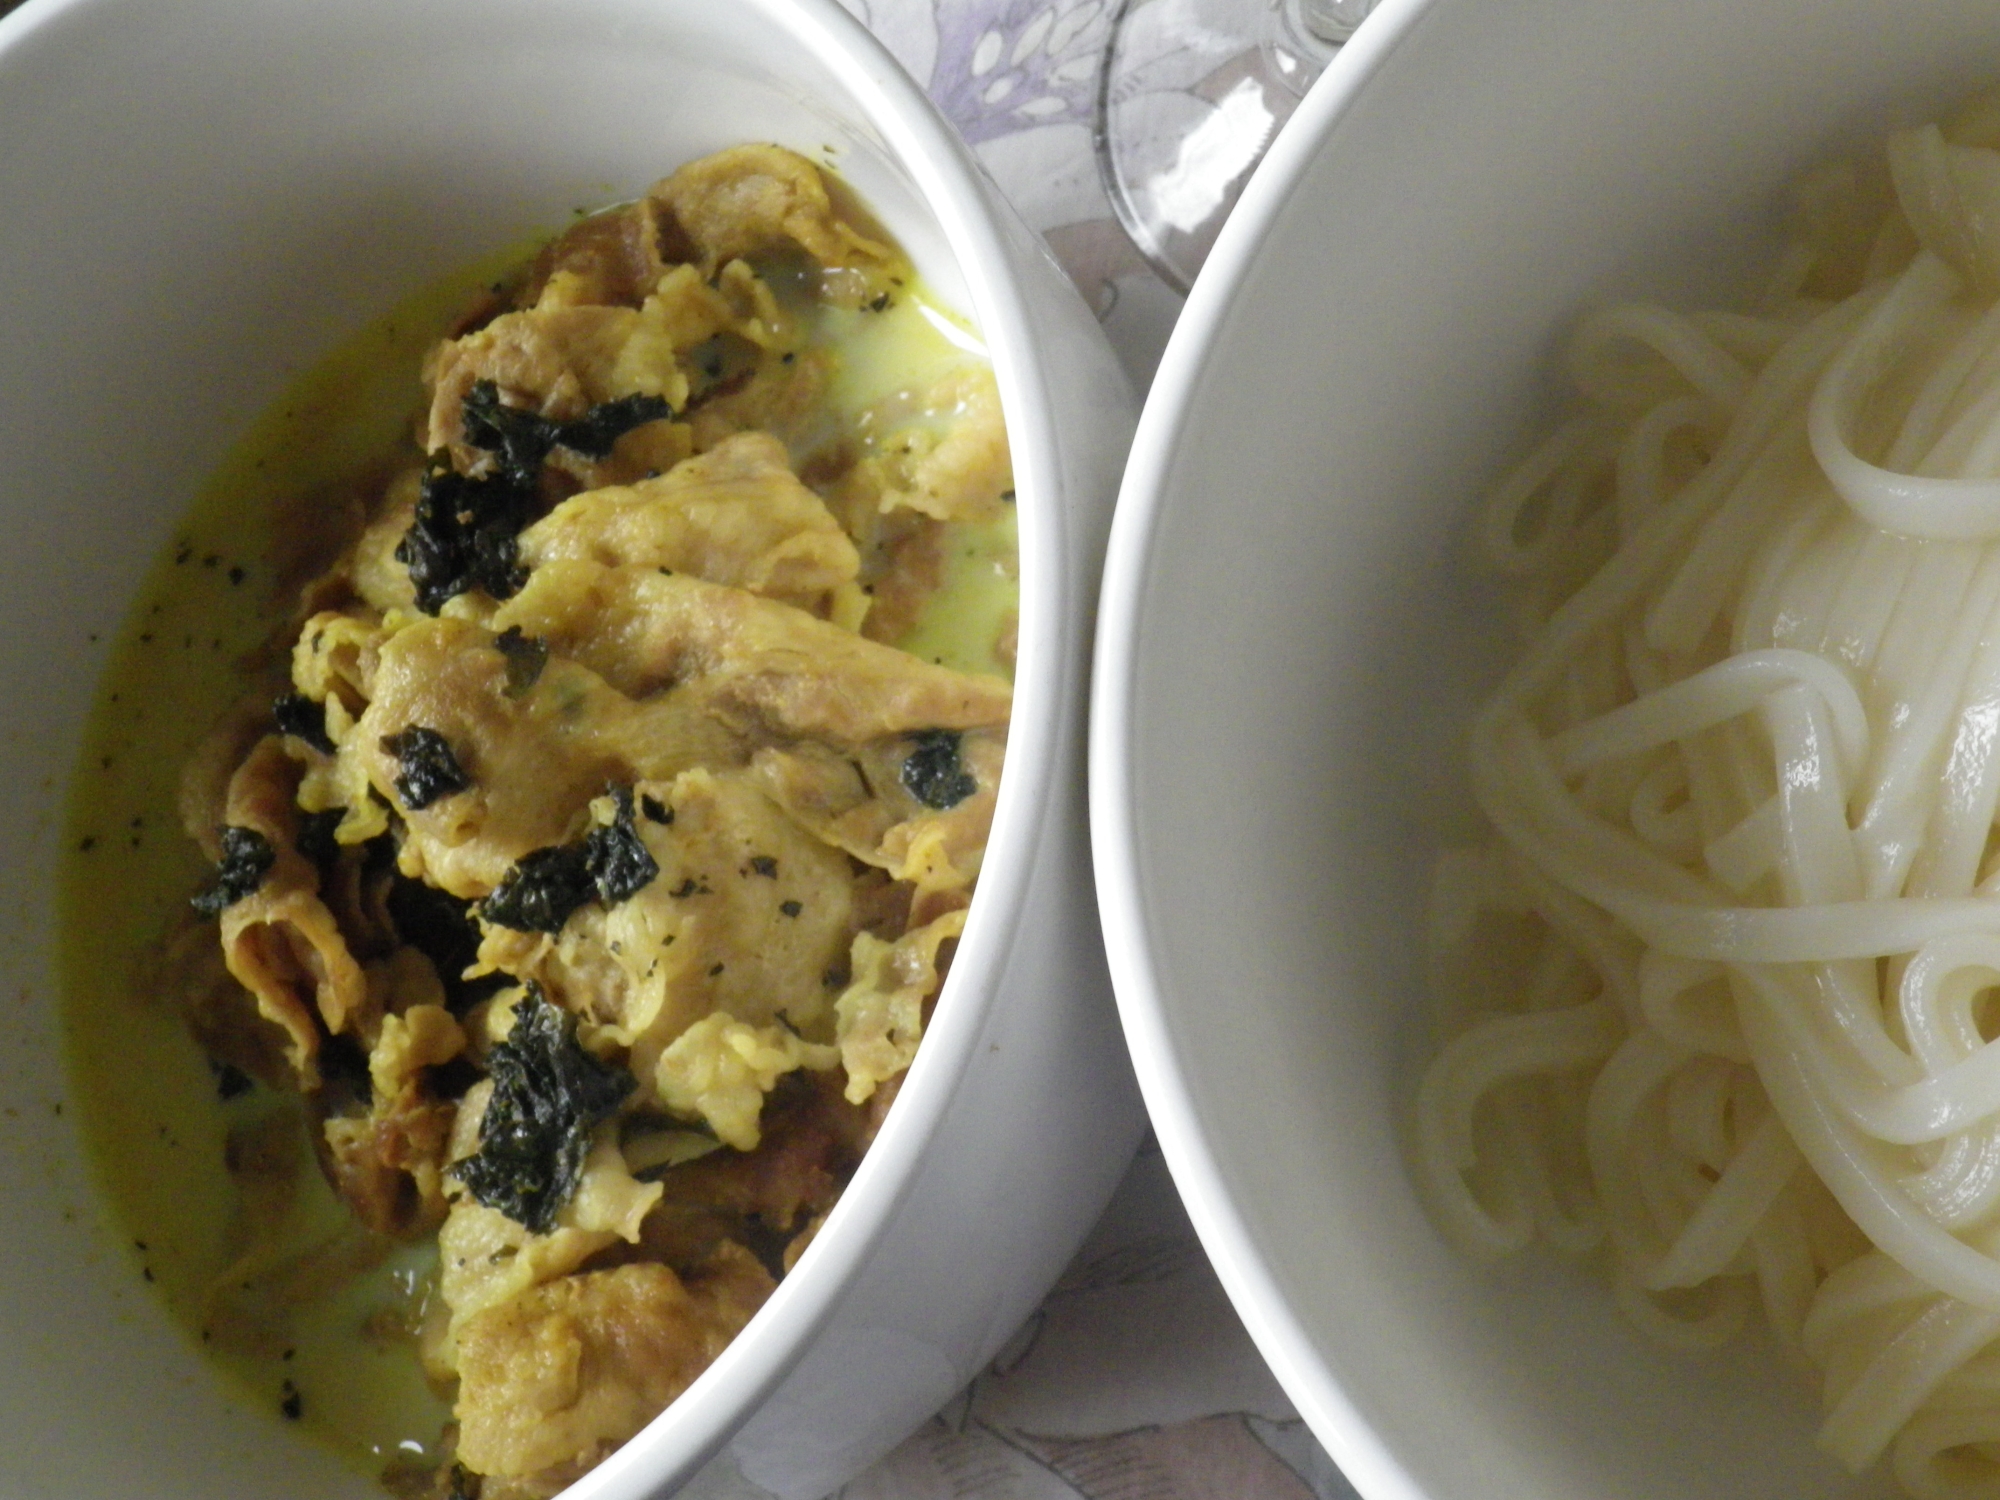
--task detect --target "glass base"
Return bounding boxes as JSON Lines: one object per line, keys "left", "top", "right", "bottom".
{"left": 1094, "top": 0, "right": 1370, "bottom": 293}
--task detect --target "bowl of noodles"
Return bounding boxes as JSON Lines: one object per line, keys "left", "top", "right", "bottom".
{"left": 1093, "top": 1, "right": 2000, "bottom": 1498}
{"left": 0, "top": 0, "right": 1143, "bottom": 1497}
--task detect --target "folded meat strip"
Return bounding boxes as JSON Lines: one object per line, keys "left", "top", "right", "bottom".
{"left": 517, "top": 432, "right": 859, "bottom": 616}
{"left": 453, "top": 1245, "right": 770, "bottom": 1485}
{"left": 212, "top": 738, "right": 371, "bottom": 1087}
{"left": 520, "top": 198, "right": 671, "bottom": 312}
{"left": 348, "top": 616, "right": 742, "bottom": 896}
{"left": 751, "top": 730, "right": 1004, "bottom": 906}
{"left": 649, "top": 143, "right": 891, "bottom": 293}
{"left": 476, "top": 766, "right": 857, "bottom": 1082}
{"left": 318, "top": 983, "right": 466, "bottom": 1239}
{"left": 424, "top": 302, "right": 694, "bottom": 468}
{"left": 491, "top": 561, "right": 1011, "bottom": 744}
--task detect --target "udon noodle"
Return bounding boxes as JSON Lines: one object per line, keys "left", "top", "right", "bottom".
{"left": 1415, "top": 93, "right": 2000, "bottom": 1496}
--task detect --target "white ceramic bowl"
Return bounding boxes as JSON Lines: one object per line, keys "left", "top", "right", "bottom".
{"left": 0, "top": 1, "right": 1145, "bottom": 1496}
{"left": 1093, "top": 3, "right": 2000, "bottom": 1499}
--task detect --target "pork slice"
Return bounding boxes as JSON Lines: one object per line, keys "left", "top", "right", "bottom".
{"left": 751, "top": 727, "right": 1003, "bottom": 903}
{"left": 492, "top": 562, "right": 1012, "bottom": 746}
{"left": 316, "top": 992, "right": 465, "bottom": 1239}
{"left": 499, "top": 767, "right": 854, "bottom": 1082}
{"left": 351, "top": 617, "right": 741, "bottom": 897}
{"left": 648, "top": 144, "right": 890, "bottom": 297}
{"left": 210, "top": 738, "right": 371, "bottom": 1085}
{"left": 521, "top": 201, "right": 668, "bottom": 311}
{"left": 452, "top": 1247, "right": 770, "bottom": 1480}
{"left": 519, "top": 432, "right": 858, "bottom": 615}
{"left": 424, "top": 304, "right": 695, "bottom": 471}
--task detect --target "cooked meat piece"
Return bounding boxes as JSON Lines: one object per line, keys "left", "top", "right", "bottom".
{"left": 211, "top": 738, "right": 372, "bottom": 1085}
{"left": 424, "top": 251, "right": 798, "bottom": 483}
{"left": 350, "top": 466, "right": 424, "bottom": 613}
{"left": 650, "top": 1071, "right": 866, "bottom": 1241}
{"left": 348, "top": 617, "right": 740, "bottom": 897}
{"left": 316, "top": 993, "right": 466, "bottom": 1238}
{"left": 752, "top": 727, "right": 1004, "bottom": 907}
{"left": 649, "top": 144, "right": 889, "bottom": 294}
{"left": 291, "top": 609, "right": 389, "bottom": 717}
{"left": 491, "top": 562, "right": 1011, "bottom": 745}
{"left": 180, "top": 692, "right": 286, "bottom": 859}
{"left": 452, "top": 1247, "right": 770, "bottom": 1479}
{"left": 160, "top": 912, "right": 297, "bottom": 1091}
{"left": 522, "top": 200, "right": 670, "bottom": 312}
{"left": 518, "top": 432, "right": 859, "bottom": 615}
{"left": 682, "top": 341, "right": 832, "bottom": 457}
{"left": 480, "top": 767, "right": 854, "bottom": 1083}
{"left": 872, "top": 366, "right": 1013, "bottom": 523}
{"left": 834, "top": 908, "right": 966, "bottom": 1103}
{"left": 432, "top": 1197, "right": 616, "bottom": 1378}
{"left": 320, "top": 1093, "right": 456, "bottom": 1239}
{"left": 425, "top": 304, "right": 693, "bottom": 470}
{"left": 654, "top": 1014, "right": 838, "bottom": 1151}
{"left": 430, "top": 1125, "right": 662, "bottom": 1370}
{"left": 855, "top": 512, "right": 949, "bottom": 647}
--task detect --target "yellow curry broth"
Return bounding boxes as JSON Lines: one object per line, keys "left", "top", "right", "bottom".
{"left": 61, "top": 177, "right": 1014, "bottom": 1483}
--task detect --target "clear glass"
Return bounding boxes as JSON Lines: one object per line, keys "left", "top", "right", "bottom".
{"left": 1094, "top": 0, "right": 1380, "bottom": 293}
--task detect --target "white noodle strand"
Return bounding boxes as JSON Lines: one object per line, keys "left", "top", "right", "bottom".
{"left": 1416, "top": 105, "right": 2000, "bottom": 1492}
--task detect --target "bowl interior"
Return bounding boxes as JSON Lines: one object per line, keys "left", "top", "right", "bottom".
{"left": 0, "top": 0, "right": 986, "bottom": 1495}
{"left": 1104, "top": 1, "right": 2000, "bottom": 1498}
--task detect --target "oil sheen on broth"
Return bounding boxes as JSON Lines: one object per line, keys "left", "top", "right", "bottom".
{"left": 60, "top": 147, "right": 1017, "bottom": 1492}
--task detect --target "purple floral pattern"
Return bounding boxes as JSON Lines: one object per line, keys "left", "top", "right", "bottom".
{"left": 926, "top": 0, "right": 1112, "bottom": 145}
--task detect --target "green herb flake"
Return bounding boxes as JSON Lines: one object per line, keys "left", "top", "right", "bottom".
{"left": 482, "top": 786, "right": 658, "bottom": 933}
{"left": 463, "top": 379, "right": 673, "bottom": 473}
{"left": 494, "top": 626, "right": 549, "bottom": 698}
{"left": 397, "top": 455, "right": 534, "bottom": 614}
{"left": 450, "top": 988, "right": 634, "bottom": 1233}
{"left": 584, "top": 787, "right": 659, "bottom": 905}
{"left": 191, "top": 827, "right": 276, "bottom": 916}
{"left": 272, "top": 691, "right": 335, "bottom": 754}
{"left": 481, "top": 844, "right": 596, "bottom": 934}
{"left": 380, "top": 726, "right": 471, "bottom": 811}
{"left": 901, "top": 729, "right": 978, "bottom": 810}
{"left": 461, "top": 381, "right": 558, "bottom": 484}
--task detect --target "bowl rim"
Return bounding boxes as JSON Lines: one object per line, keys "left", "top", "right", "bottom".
{"left": 593, "top": 2, "right": 1083, "bottom": 1489}
{"left": 0, "top": 0, "right": 1081, "bottom": 1490}
{"left": 1087, "top": 2, "right": 1439, "bottom": 1499}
